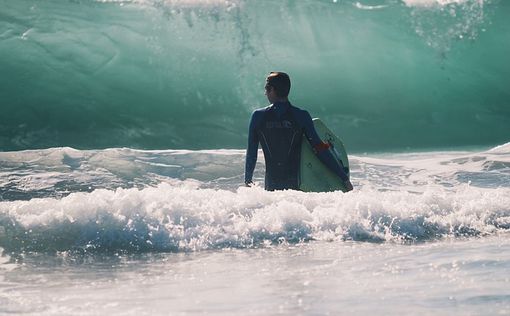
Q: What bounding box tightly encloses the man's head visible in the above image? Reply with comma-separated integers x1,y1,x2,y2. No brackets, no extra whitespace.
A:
265,72,291,103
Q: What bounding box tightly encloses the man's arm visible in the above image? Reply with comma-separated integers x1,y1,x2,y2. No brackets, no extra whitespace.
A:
301,111,353,191
244,111,260,185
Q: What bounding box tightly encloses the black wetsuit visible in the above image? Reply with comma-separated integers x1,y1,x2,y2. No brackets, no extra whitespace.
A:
245,101,348,191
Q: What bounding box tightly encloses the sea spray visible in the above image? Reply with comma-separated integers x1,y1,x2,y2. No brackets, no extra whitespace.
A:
0,182,509,254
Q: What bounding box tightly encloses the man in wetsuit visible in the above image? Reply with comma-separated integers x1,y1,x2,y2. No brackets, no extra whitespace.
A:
244,72,353,192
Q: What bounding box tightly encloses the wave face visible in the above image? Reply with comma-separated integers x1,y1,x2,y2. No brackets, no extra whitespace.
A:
0,143,509,254
0,0,509,151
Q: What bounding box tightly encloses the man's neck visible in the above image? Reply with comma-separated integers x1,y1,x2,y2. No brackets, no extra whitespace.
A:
272,98,289,105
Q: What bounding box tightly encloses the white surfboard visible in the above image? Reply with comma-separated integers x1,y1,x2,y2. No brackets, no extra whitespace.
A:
299,118,350,192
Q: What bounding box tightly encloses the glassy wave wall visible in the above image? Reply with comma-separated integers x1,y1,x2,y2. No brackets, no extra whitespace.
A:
0,0,509,151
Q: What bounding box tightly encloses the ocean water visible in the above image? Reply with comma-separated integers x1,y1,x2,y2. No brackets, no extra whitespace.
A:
1,0,510,315
1,0,509,151
0,144,509,314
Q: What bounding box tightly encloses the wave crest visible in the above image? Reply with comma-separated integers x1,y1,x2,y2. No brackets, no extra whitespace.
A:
1,182,509,254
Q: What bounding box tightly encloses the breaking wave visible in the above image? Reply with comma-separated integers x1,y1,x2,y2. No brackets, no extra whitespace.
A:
0,182,509,254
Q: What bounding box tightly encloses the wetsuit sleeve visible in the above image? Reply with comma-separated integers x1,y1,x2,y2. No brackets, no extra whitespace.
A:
301,111,349,182
244,111,260,183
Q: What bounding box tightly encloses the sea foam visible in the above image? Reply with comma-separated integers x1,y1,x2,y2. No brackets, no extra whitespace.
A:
1,181,509,254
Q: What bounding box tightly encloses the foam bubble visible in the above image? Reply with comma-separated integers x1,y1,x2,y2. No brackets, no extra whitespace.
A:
0,182,509,254
405,0,488,52
94,0,240,8
354,2,388,10
403,0,476,7
487,142,510,154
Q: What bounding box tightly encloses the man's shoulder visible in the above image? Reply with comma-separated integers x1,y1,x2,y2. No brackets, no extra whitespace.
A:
251,106,271,116
289,104,311,119
249,107,270,128
258,105,272,111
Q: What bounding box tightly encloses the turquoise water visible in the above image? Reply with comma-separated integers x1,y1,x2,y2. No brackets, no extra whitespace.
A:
1,1,510,315
1,0,509,151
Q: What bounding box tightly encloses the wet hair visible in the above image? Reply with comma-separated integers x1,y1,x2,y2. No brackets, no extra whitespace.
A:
266,72,291,98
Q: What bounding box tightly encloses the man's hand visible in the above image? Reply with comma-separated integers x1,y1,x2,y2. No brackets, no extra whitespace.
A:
245,180,254,187
344,180,354,192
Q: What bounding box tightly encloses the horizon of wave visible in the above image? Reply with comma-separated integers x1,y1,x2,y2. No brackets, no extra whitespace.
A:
0,141,509,201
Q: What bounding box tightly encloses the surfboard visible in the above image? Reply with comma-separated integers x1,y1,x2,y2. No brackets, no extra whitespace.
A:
299,118,350,192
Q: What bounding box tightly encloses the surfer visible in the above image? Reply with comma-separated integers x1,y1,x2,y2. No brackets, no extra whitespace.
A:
244,72,353,192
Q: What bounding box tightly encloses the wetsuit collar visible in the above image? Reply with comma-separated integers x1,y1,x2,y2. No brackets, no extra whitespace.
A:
270,101,291,118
